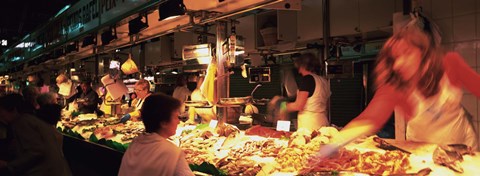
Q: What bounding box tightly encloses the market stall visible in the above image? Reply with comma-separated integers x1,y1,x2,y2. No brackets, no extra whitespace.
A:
57,113,480,176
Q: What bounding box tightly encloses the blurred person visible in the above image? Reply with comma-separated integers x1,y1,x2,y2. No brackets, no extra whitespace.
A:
0,94,71,176
120,79,152,123
21,85,40,114
189,76,215,123
172,75,191,114
36,92,58,108
271,53,331,131
118,93,193,176
77,80,99,114
319,18,480,156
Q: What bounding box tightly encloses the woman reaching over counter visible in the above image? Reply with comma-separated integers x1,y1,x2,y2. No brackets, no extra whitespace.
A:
118,93,193,176
320,15,480,156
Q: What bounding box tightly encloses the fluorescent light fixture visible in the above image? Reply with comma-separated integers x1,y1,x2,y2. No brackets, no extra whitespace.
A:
11,57,23,62
32,45,43,51
15,42,35,48
197,56,212,64
55,5,71,17
235,50,245,55
145,76,155,81
182,43,212,65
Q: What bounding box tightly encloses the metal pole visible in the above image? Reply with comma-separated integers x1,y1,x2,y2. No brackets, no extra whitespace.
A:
216,20,228,123
322,0,331,123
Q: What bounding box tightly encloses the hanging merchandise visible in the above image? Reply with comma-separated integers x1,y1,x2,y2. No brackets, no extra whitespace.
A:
121,54,139,75
101,74,128,100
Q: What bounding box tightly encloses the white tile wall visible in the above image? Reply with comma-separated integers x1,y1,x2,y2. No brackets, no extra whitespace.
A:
420,0,433,17
436,0,480,149
436,18,454,43
477,0,480,12
477,13,480,39
453,0,476,16
453,14,476,42
434,0,480,150
454,42,477,67
477,41,480,66
432,0,452,19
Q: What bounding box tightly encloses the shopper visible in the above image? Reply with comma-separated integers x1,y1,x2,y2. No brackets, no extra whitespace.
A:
0,94,71,176
118,93,193,176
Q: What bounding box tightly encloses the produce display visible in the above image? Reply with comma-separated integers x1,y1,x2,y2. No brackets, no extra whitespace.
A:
58,113,479,176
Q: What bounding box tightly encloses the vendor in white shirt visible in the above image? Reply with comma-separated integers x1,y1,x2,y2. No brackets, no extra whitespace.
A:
120,79,152,123
172,76,191,114
281,53,331,131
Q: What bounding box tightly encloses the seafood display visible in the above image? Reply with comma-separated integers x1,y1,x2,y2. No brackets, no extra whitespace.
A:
301,149,411,175
58,114,480,175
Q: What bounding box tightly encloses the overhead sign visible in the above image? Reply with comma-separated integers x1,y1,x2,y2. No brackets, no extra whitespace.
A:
63,0,153,41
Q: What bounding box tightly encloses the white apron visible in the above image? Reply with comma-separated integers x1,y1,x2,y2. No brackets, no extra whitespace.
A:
405,76,478,148
298,74,331,131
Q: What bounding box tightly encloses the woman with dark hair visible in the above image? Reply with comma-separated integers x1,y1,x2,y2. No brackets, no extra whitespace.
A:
319,19,480,155
275,53,330,131
118,93,193,176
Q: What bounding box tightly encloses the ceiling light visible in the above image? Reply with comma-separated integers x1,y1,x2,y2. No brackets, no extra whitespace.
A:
82,34,96,48
159,0,186,21
101,27,117,45
129,15,149,35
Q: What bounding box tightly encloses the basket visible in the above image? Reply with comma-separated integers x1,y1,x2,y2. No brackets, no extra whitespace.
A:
260,27,278,46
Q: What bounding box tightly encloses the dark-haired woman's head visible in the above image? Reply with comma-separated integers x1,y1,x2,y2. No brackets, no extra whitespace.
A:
140,93,181,137
175,76,187,87
0,93,25,123
375,26,444,97
294,53,321,76
37,104,62,126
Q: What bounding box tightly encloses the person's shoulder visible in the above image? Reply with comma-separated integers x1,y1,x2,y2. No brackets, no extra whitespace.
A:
443,52,464,65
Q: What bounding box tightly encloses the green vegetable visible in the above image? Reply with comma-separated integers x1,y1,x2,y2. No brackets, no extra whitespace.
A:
189,162,227,176
71,111,81,117
195,123,209,130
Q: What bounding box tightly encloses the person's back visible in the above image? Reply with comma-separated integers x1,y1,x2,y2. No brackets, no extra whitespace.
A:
119,133,182,176
0,94,71,176
8,113,71,176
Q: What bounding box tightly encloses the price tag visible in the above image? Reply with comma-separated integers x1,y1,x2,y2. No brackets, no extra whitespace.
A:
276,120,290,132
209,120,218,129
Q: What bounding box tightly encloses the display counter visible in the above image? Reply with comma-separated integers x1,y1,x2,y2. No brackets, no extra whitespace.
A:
58,113,480,176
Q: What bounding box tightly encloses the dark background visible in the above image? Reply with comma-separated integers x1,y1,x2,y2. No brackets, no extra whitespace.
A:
0,0,79,53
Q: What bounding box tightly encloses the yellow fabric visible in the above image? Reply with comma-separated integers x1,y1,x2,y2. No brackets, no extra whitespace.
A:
200,61,217,103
